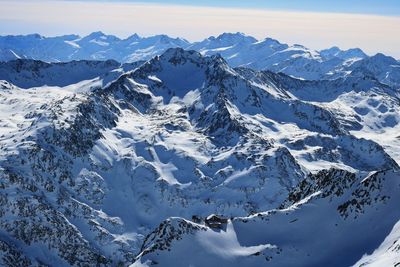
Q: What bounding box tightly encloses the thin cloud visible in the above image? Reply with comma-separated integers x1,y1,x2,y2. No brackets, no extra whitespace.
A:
0,0,399,57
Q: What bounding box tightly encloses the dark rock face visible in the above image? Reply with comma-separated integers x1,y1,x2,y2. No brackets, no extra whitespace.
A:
337,170,392,218
205,214,228,228
138,218,207,259
282,168,357,207
0,240,32,267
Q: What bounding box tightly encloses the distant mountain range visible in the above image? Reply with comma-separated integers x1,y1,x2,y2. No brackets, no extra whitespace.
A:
1,32,400,87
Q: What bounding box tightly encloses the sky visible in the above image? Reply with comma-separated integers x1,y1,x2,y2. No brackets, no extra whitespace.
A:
0,0,399,57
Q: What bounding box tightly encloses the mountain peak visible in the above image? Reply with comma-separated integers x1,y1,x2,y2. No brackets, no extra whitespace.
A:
126,33,141,41
320,46,366,60
320,46,341,55
264,37,280,43
147,34,188,46
22,33,44,40
155,47,229,70
370,52,397,64
345,47,364,54
86,31,106,38
341,47,366,59
159,47,202,62
88,31,106,37
83,31,120,41
217,32,244,38
78,31,121,45
255,37,283,48
214,32,257,43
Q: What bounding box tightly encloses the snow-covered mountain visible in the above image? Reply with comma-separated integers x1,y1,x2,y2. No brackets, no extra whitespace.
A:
0,47,399,266
0,32,189,63
1,32,400,89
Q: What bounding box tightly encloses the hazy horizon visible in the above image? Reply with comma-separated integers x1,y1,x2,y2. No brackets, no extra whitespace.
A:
0,0,399,58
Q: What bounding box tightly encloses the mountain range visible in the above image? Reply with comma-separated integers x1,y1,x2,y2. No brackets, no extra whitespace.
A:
0,34,399,266
1,32,400,88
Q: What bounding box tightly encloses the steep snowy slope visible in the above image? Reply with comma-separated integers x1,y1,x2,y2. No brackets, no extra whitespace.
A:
0,48,399,266
133,169,400,267
353,219,400,267
0,59,145,89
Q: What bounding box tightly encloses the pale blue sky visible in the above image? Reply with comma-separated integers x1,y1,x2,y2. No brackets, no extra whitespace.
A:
59,0,400,16
0,0,399,57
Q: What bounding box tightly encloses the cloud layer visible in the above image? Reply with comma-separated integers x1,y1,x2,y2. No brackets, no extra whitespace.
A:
0,0,399,57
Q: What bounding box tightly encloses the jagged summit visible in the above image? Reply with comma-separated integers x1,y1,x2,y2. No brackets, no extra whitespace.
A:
153,47,229,71
214,32,257,43
126,33,141,41
85,31,107,38
320,46,367,60
158,47,203,62
255,37,283,46
368,52,398,65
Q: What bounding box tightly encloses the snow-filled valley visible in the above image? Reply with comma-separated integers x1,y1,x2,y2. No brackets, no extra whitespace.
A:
0,38,399,266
